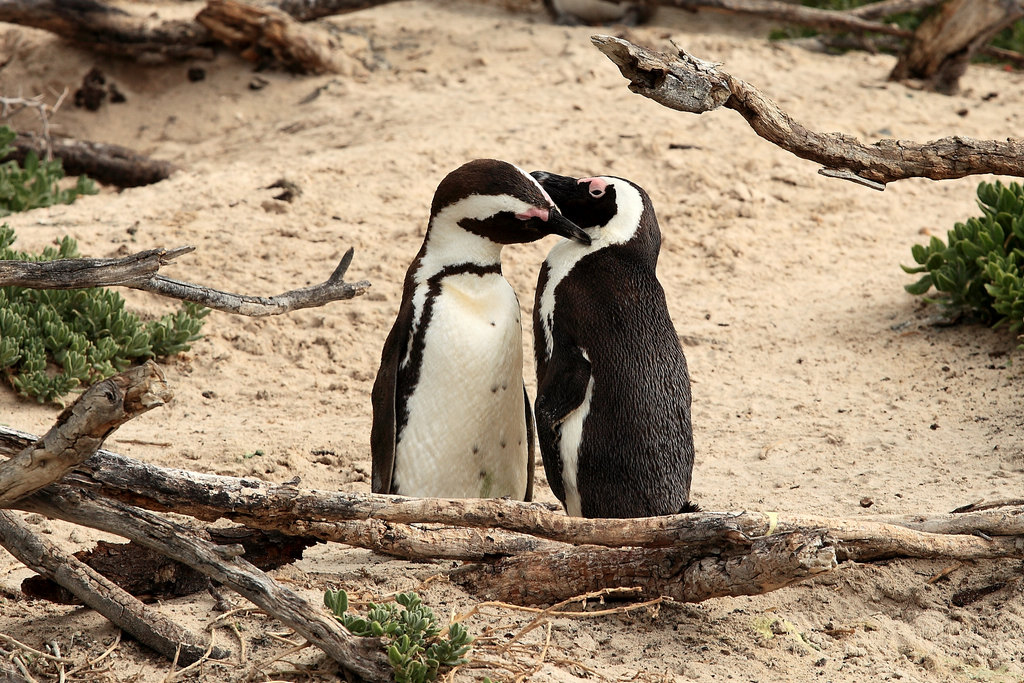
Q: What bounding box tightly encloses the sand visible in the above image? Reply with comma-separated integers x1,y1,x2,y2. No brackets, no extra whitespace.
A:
1,0,1024,680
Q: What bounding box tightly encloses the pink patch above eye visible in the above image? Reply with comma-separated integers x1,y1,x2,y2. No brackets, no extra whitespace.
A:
579,177,608,197
515,206,549,221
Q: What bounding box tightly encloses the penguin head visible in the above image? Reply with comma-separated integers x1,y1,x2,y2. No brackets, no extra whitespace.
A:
530,170,657,252
429,159,591,246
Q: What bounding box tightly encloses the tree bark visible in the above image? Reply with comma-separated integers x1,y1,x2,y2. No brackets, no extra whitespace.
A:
889,0,1024,93
7,134,177,188
0,510,227,665
591,34,1024,189
0,362,171,506
0,0,214,62
0,246,371,316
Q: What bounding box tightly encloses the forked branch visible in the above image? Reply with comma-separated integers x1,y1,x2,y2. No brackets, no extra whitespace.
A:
591,34,1024,189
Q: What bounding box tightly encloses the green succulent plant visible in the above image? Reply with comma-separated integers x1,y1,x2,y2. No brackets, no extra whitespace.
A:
902,180,1024,335
1,225,208,403
0,125,97,216
324,589,472,683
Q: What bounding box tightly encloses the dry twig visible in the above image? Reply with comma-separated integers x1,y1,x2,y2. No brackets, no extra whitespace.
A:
0,246,371,316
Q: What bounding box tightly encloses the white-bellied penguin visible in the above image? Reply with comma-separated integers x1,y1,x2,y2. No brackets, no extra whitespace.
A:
530,170,696,518
371,159,592,501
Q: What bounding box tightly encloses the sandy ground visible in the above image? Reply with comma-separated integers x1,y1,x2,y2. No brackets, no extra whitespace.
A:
2,0,1024,680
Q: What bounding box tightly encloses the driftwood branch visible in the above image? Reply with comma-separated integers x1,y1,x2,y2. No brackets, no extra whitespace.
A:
16,486,390,682
196,0,348,74
657,0,913,36
2,425,1024,605
0,0,215,62
0,427,1019,564
6,134,177,188
452,530,837,605
0,246,371,315
591,34,1024,189
0,362,170,506
0,510,226,665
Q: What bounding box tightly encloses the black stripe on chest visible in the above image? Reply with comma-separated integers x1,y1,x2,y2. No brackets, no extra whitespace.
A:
395,262,504,437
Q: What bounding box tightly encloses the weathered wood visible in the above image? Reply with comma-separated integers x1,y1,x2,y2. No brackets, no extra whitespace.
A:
591,34,1024,189
0,247,371,316
0,0,214,62
2,426,1022,563
196,0,346,74
0,247,191,289
0,510,226,665
849,0,944,20
889,0,1024,93
453,530,837,605
0,362,170,506
21,527,316,603
16,487,390,682
7,134,177,188
272,0,402,21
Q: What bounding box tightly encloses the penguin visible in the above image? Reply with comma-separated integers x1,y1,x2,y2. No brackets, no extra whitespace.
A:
529,170,696,518
542,0,653,26
371,159,592,501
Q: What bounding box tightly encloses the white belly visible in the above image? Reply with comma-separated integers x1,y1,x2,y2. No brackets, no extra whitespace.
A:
559,367,594,517
394,273,529,499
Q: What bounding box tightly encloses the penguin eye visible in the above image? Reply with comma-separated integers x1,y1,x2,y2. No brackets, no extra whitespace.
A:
589,186,605,198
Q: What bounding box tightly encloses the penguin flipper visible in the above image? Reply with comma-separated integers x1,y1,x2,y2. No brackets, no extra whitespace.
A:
534,344,592,506
523,384,536,502
370,296,415,495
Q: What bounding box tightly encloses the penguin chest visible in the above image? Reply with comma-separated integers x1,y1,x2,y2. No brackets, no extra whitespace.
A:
395,273,529,499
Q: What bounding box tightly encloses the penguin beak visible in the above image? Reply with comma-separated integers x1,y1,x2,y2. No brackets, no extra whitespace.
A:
544,208,592,245
530,171,578,201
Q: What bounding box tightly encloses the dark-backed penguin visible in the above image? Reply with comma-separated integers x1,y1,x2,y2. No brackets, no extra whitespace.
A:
542,0,653,26
371,159,591,501
530,170,695,518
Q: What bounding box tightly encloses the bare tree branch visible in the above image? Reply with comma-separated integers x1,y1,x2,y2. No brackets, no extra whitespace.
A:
657,0,911,35
591,34,1024,189
0,510,227,665
0,362,171,506
16,486,391,682
848,0,944,20
0,246,371,316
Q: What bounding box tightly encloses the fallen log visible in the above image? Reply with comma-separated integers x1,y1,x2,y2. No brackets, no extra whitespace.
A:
7,134,176,188
2,426,1022,563
0,0,214,62
271,0,403,21
452,530,837,605
0,510,227,665
591,34,1024,189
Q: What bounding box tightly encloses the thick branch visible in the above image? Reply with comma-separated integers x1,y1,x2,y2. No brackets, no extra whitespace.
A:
0,246,370,316
1,428,1021,564
591,34,1024,189
0,510,225,665
196,0,347,74
453,531,838,605
0,362,170,506
16,486,390,682
7,134,177,188
0,0,214,61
